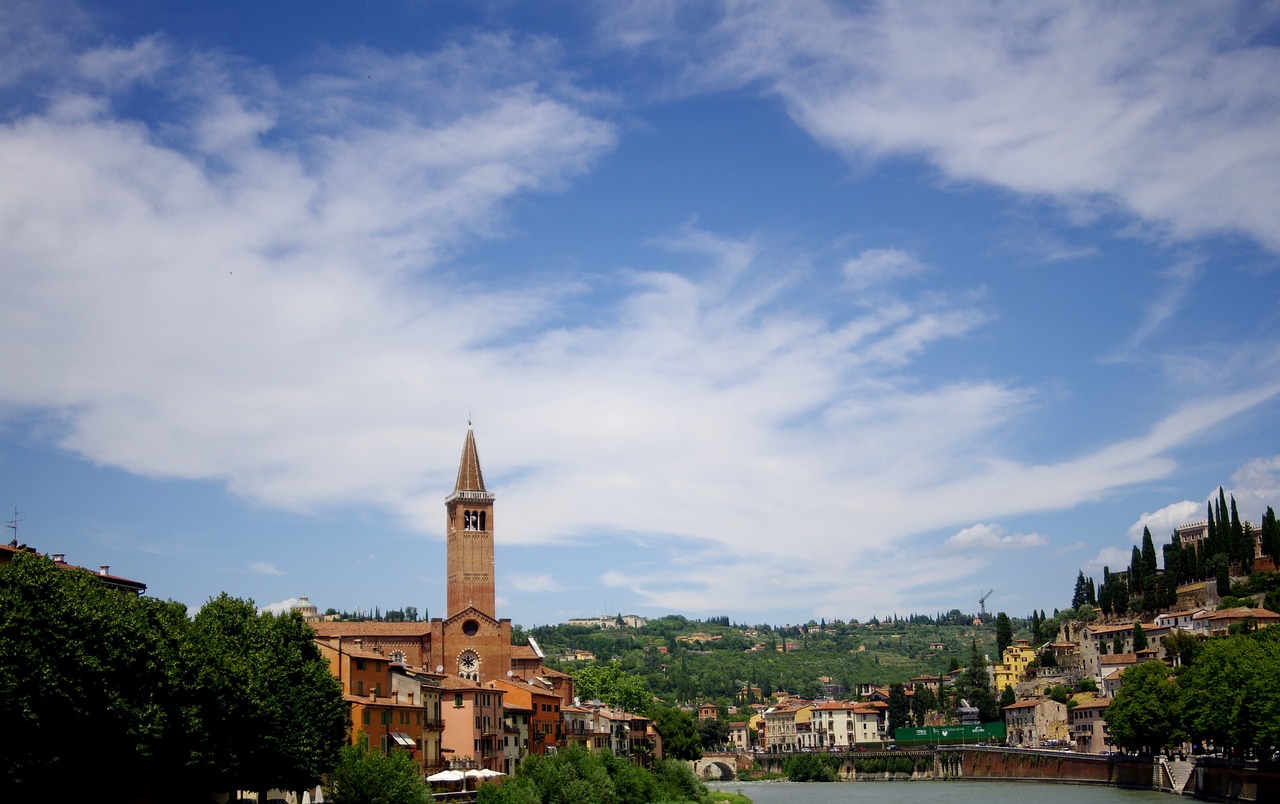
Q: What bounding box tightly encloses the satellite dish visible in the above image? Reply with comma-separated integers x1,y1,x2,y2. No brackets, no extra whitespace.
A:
507,670,514,677
436,665,444,673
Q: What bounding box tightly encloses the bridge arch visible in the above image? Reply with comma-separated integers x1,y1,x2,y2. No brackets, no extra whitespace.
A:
691,758,736,781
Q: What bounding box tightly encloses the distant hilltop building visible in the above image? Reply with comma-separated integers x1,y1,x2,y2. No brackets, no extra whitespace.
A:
291,594,321,621
566,614,648,629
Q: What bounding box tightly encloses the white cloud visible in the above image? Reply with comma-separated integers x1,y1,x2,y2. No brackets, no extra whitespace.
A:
842,248,926,291
611,1,1280,254
1084,545,1133,574
944,523,1049,552
259,597,299,614
1126,500,1203,542
509,573,563,594
1230,456,1280,522
249,561,284,577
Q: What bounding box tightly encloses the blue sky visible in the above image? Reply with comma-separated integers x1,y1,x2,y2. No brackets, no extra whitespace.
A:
2,1,1279,628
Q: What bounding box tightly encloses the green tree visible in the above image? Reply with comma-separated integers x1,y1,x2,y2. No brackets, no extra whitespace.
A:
887,682,910,733
1105,660,1180,755
1141,527,1159,593
572,660,653,713
1132,622,1148,652
1129,547,1144,594
185,595,345,798
651,707,701,761
1261,507,1280,560
995,612,1013,657
784,752,838,782
999,684,1016,709
911,685,938,727
1178,630,1280,757
330,740,430,804
952,641,998,723
697,717,729,751
0,550,194,801
1161,630,1202,668
1072,571,1089,609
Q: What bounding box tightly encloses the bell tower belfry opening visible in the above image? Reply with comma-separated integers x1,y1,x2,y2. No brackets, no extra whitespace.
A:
445,426,496,618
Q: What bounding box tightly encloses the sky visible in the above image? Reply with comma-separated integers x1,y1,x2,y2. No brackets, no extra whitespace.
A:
2,0,1279,628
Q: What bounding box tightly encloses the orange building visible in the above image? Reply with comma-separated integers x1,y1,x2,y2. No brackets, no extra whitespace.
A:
441,676,506,771
316,639,446,773
488,677,563,757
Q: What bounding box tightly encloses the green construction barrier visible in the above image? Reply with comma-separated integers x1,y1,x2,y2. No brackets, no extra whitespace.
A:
894,722,1007,744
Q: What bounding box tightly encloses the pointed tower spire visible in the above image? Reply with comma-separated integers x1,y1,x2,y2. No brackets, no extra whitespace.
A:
454,427,487,493
445,425,496,618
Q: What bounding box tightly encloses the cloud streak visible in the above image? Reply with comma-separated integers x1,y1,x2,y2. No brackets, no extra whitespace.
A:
608,1,1280,254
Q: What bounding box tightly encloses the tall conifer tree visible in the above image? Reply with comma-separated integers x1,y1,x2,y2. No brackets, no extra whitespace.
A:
1141,527,1158,590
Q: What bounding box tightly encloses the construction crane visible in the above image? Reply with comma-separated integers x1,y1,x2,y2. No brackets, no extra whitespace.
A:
978,589,993,621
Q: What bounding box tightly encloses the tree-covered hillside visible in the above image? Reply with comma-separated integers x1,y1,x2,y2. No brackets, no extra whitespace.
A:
523,613,1011,706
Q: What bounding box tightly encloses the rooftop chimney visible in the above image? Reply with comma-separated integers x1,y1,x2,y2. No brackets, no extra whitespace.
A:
99,565,109,576
52,554,65,563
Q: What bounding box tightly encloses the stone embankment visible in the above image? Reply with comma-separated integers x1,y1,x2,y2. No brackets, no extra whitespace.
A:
745,746,1279,800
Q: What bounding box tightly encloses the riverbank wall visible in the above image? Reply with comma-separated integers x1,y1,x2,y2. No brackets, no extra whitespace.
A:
1189,757,1280,802
938,747,1146,786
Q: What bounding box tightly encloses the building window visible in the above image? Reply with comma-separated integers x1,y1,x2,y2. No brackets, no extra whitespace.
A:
455,694,464,708
363,710,370,726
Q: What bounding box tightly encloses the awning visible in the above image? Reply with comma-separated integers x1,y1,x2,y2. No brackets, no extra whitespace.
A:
391,732,416,748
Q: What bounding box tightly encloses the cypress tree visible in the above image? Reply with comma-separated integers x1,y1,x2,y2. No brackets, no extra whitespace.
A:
1132,622,1148,652
1219,487,1230,542
1262,507,1280,560
995,613,1013,657
1229,496,1244,565
1086,577,1096,606
1129,546,1144,593
1114,577,1129,617
1206,502,1219,560
1141,527,1158,591
1072,570,1088,610
1099,567,1113,617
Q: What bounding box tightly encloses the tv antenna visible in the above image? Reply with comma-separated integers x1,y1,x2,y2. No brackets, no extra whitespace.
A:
6,507,21,547
978,589,993,620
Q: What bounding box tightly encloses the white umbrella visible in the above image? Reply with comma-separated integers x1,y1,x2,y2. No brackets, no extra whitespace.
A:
477,769,505,778
427,769,466,783
314,786,325,804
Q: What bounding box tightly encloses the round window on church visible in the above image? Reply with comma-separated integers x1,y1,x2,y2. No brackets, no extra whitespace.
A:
462,619,479,637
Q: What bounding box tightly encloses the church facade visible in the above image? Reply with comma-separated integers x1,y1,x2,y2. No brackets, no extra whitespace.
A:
311,427,551,684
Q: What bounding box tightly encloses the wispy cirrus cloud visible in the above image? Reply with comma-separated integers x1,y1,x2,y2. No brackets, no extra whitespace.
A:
605,1,1280,254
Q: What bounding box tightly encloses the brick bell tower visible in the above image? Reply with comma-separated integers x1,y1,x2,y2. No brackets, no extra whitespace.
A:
445,425,496,618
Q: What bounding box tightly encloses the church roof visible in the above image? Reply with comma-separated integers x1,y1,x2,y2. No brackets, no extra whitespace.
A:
455,427,487,493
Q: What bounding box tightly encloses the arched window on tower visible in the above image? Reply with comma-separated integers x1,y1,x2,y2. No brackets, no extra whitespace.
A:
479,511,486,531
463,510,472,531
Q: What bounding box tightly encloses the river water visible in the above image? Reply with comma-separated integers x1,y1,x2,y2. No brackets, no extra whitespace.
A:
709,780,1171,804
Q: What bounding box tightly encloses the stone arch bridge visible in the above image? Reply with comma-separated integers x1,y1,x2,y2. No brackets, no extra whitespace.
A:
691,753,740,780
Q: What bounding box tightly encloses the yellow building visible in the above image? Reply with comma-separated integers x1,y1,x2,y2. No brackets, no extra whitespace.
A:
993,639,1038,694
